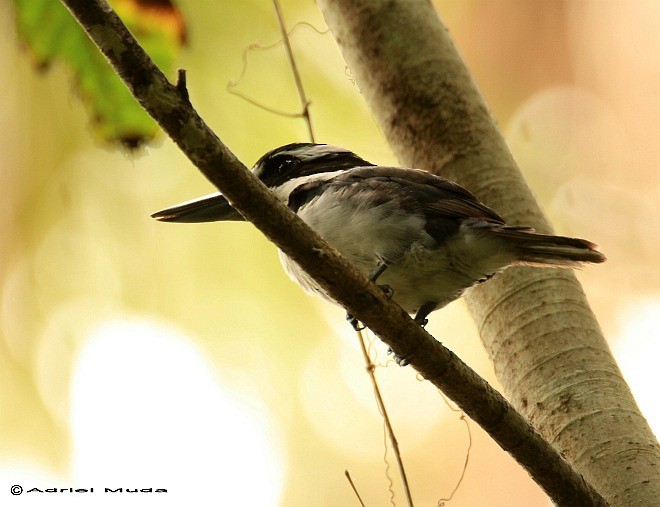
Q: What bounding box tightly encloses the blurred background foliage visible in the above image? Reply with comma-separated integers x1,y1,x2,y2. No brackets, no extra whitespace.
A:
12,0,188,146
1,0,658,505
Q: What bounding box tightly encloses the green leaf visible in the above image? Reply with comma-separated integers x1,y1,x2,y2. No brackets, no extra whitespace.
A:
14,0,186,148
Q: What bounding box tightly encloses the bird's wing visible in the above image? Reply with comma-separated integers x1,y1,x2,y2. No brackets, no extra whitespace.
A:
288,166,509,242
288,165,506,235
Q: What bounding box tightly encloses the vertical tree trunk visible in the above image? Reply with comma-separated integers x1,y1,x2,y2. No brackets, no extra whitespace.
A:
316,0,659,504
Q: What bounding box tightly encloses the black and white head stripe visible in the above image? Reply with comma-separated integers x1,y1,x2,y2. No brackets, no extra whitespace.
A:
252,143,375,189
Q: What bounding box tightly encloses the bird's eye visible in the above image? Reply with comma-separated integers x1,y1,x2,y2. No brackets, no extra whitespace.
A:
255,153,301,186
277,156,298,173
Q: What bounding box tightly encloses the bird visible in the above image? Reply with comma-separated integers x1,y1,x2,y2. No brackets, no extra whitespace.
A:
152,143,605,327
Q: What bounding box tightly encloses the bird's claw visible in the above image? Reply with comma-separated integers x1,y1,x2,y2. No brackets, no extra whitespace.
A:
346,312,365,331
345,285,392,332
387,347,414,366
378,284,394,300
414,317,429,327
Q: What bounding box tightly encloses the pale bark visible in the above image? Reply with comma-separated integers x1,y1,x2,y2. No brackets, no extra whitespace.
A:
316,0,659,505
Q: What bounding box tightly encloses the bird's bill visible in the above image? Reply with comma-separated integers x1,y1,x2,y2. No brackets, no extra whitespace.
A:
151,192,245,223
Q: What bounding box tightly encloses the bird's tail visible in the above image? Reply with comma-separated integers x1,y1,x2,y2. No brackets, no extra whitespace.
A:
492,227,606,268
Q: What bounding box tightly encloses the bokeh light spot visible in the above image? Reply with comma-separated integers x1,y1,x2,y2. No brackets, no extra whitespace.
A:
70,317,285,506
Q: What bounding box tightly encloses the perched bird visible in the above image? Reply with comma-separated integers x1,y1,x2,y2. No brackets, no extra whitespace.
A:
152,143,605,326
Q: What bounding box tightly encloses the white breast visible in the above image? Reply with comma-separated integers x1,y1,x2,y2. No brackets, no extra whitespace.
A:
277,186,434,311
299,190,428,268
278,198,517,316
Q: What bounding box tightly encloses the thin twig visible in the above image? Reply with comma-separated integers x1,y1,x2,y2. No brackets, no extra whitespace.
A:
380,422,397,506
357,329,414,507
226,88,306,118
272,0,315,142
345,469,367,507
435,390,473,505
226,39,304,117
226,21,326,135
436,414,472,506
227,23,327,86
269,10,405,505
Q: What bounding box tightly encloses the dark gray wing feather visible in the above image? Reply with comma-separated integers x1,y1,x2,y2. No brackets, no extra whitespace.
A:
288,166,505,240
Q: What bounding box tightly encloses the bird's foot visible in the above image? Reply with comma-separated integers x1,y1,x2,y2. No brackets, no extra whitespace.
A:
412,301,436,327
387,347,415,367
413,316,429,327
346,312,365,331
345,285,393,332
378,284,394,300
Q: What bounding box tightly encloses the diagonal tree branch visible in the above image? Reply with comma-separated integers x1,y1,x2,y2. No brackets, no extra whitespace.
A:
59,0,609,505
316,0,659,506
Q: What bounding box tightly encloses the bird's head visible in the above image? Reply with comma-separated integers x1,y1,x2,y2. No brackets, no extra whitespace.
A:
151,143,373,223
